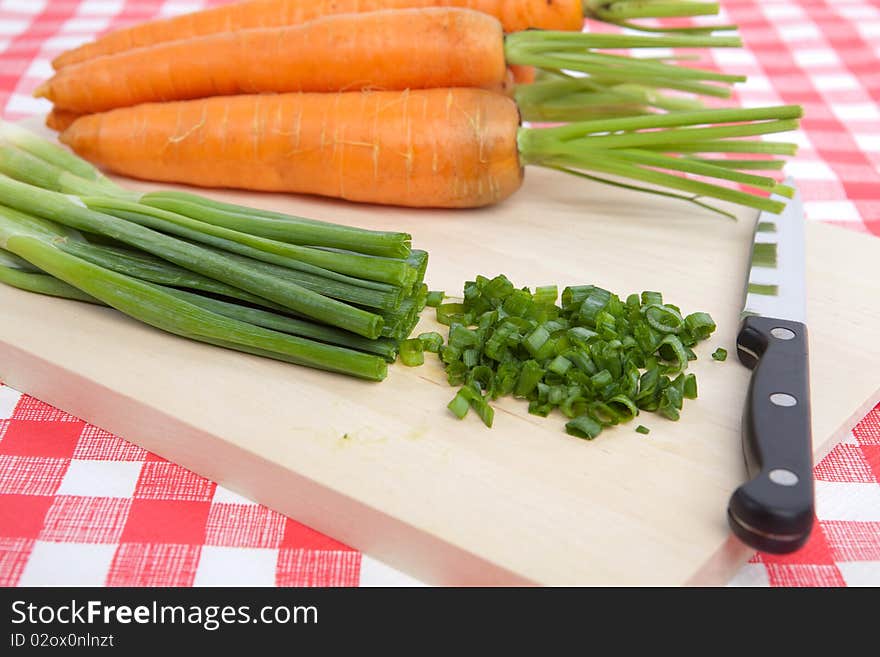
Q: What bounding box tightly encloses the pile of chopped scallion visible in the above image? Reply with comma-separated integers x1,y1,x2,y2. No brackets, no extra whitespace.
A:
402,275,719,439
0,122,428,381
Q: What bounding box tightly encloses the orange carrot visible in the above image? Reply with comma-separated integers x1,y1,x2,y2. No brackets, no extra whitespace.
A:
38,9,507,114
60,89,524,208
45,108,81,132
53,0,585,69
59,90,802,215
510,65,536,85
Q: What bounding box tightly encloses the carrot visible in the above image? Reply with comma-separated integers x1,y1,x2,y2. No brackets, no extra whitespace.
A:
52,0,585,70
510,65,536,86
38,8,741,115
59,88,802,216
60,90,524,208
38,9,506,114
45,108,80,132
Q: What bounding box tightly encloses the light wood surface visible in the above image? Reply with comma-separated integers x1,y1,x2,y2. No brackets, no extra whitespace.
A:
2,161,879,585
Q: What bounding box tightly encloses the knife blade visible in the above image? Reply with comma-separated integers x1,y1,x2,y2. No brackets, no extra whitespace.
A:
727,178,814,554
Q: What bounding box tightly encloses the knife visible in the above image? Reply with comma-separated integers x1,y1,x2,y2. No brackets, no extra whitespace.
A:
727,178,814,554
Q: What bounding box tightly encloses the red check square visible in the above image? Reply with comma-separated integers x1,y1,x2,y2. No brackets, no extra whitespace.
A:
39,495,132,544
863,445,880,483
814,444,878,483
133,461,215,501
281,517,354,552
72,424,148,462
0,456,69,496
0,494,53,539
823,520,880,562
765,564,846,587
205,503,287,549
120,499,211,545
275,548,361,587
107,543,201,587
756,516,835,565
11,395,82,422
853,407,880,445
0,537,34,586
0,420,84,458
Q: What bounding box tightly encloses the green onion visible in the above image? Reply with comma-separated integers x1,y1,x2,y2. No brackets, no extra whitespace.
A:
418,332,444,353
447,390,470,419
399,339,424,367
139,191,411,259
412,274,717,440
635,425,651,435
0,213,387,381
712,347,728,361
426,290,445,307
83,197,411,287
643,304,684,334
565,415,604,440
0,176,384,339
0,126,431,383
162,288,399,362
0,262,99,304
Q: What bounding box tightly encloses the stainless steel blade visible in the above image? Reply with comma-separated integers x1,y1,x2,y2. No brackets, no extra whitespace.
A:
741,177,806,323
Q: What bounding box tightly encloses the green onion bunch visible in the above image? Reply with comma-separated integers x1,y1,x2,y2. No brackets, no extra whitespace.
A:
403,274,719,439
0,122,428,381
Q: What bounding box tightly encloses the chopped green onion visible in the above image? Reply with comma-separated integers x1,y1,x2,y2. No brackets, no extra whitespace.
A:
712,347,728,361
399,339,424,367
447,390,470,419
565,415,604,440
436,303,466,326
426,290,445,307
642,304,685,334
635,425,651,435
532,285,558,306
418,332,444,353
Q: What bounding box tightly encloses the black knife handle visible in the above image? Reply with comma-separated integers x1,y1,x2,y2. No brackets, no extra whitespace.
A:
728,315,814,554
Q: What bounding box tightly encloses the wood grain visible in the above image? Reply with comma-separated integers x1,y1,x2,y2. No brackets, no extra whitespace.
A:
1,161,878,585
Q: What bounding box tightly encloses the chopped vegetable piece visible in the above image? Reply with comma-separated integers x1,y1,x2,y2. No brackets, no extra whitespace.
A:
418,331,444,353
426,290,445,307
683,373,698,399
643,304,684,334
635,425,651,435
447,390,470,419
566,415,603,440
436,302,466,326
712,347,728,361
532,285,558,306
399,338,424,367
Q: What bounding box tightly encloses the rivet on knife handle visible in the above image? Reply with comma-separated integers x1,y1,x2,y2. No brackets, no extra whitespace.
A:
728,315,814,553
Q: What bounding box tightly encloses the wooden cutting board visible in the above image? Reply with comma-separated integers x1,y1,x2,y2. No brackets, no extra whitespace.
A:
2,163,879,585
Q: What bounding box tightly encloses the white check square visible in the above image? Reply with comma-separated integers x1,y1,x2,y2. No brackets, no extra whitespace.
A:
838,561,880,587
815,481,880,522
55,459,143,499
0,385,21,420
17,541,116,586
792,49,840,68
830,102,880,121
359,555,426,587
193,546,278,586
727,563,770,587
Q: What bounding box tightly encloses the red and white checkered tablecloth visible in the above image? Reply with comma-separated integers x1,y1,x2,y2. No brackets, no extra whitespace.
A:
0,0,878,587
